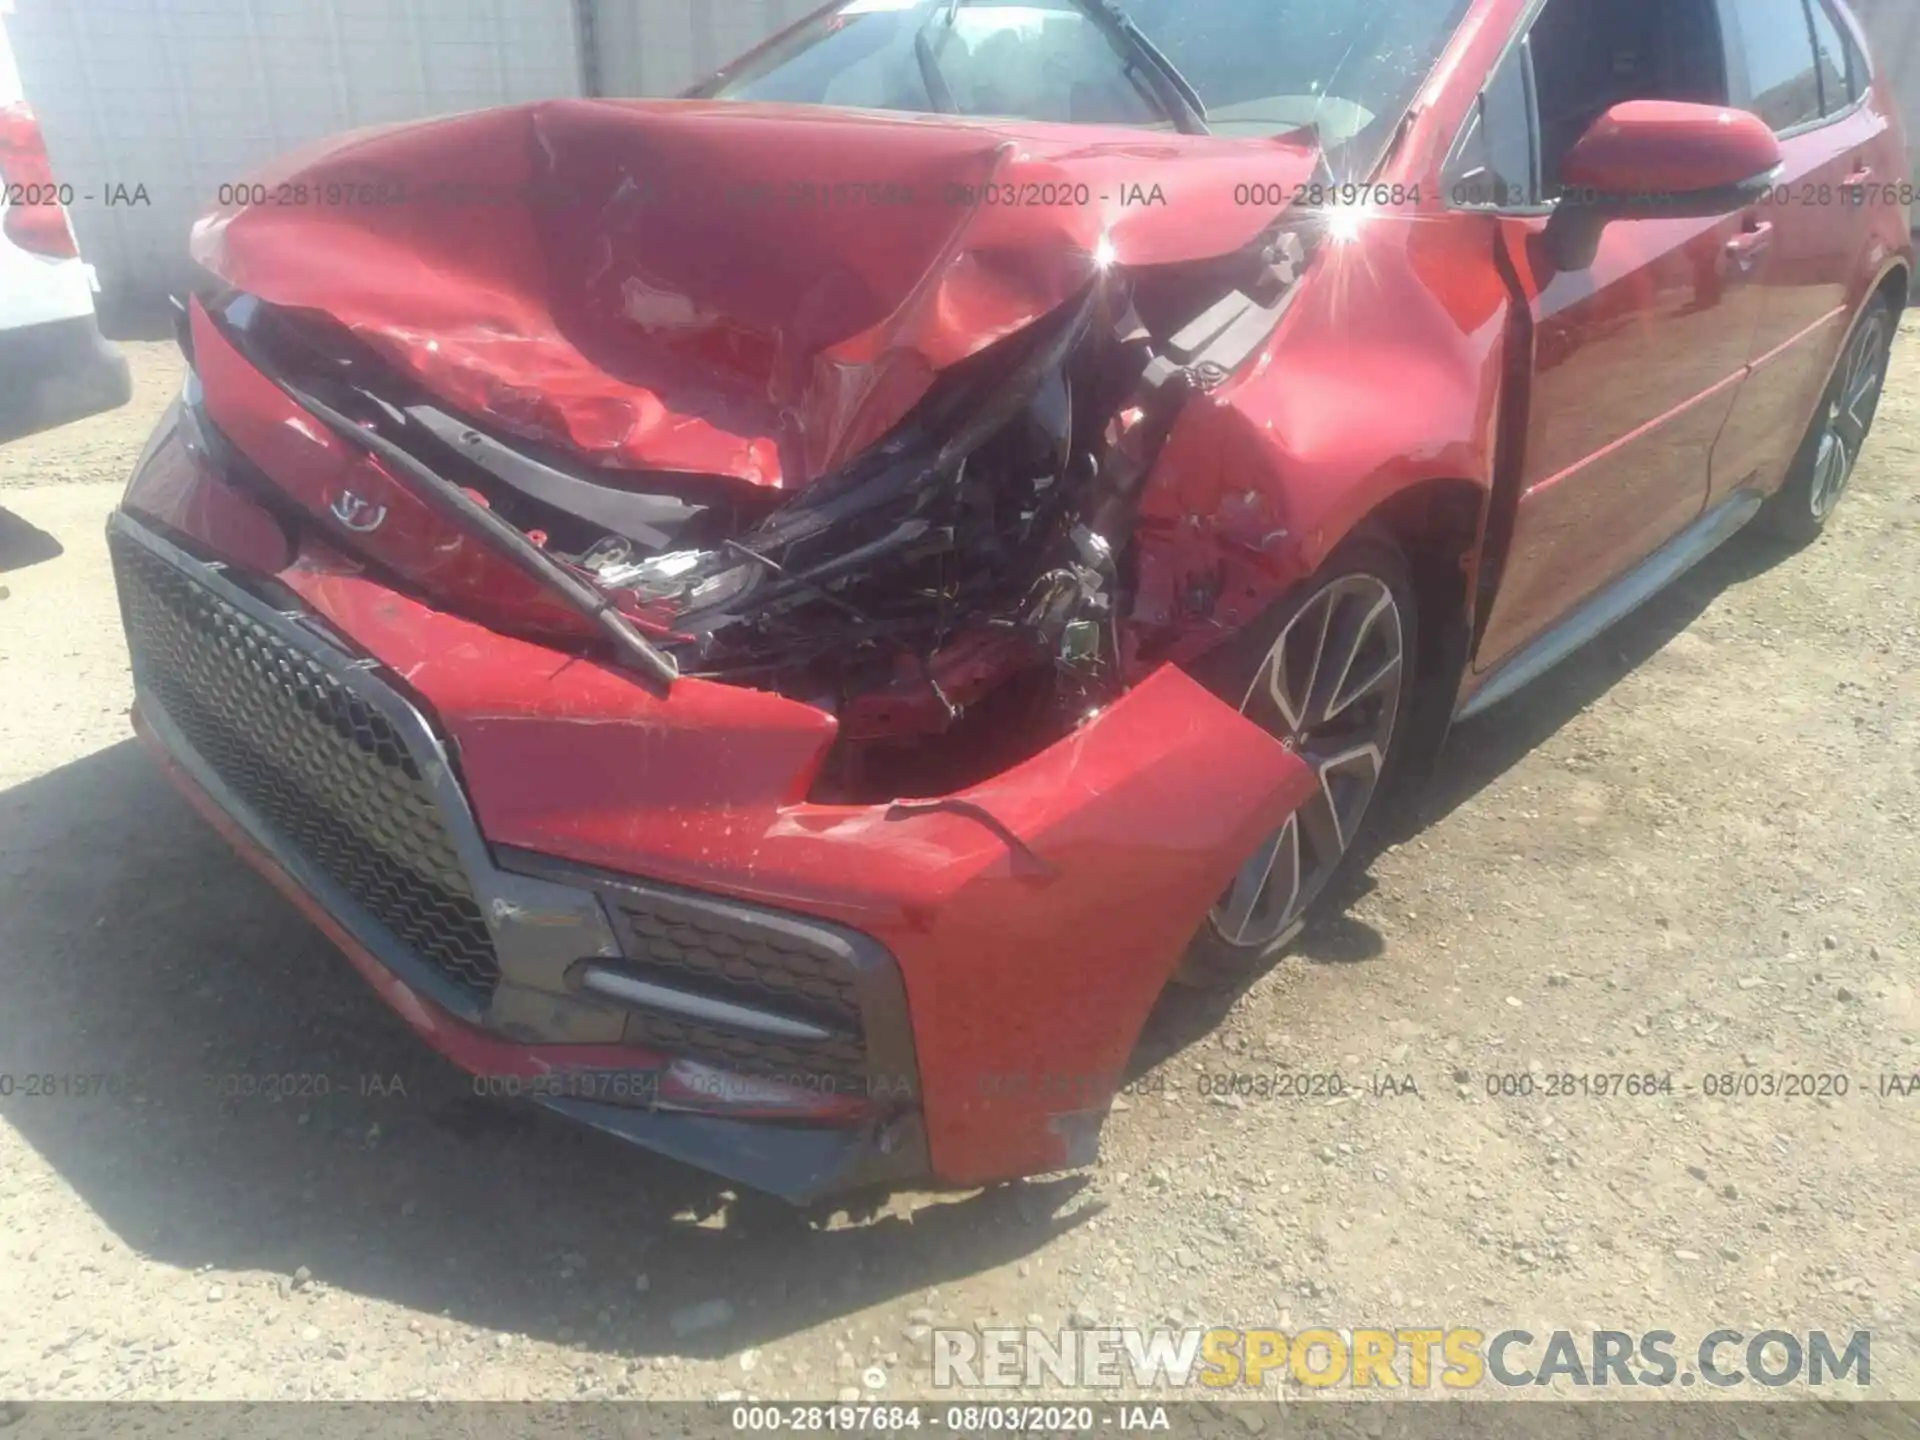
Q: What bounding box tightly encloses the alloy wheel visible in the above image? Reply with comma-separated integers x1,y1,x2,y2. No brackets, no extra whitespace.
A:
1209,573,1406,950
1810,309,1891,521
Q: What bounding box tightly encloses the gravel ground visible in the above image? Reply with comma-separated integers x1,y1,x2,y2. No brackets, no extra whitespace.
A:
0,331,1915,1405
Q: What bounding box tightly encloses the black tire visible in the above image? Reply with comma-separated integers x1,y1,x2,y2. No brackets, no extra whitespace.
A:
1172,531,1419,990
1756,292,1896,548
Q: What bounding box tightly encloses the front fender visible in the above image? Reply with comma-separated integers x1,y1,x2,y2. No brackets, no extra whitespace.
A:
1128,208,1512,674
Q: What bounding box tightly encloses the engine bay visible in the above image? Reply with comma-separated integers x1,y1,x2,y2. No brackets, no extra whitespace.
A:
196,222,1311,804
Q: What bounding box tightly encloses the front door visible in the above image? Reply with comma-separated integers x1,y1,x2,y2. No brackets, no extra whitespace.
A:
1472,0,1764,672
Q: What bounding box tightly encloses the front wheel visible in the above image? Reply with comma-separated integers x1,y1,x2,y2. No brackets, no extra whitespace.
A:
1173,534,1417,989
1757,292,1896,547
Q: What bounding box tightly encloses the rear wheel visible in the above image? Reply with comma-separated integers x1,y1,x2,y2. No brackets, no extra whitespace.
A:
1757,293,1895,547
1173,534,1416,989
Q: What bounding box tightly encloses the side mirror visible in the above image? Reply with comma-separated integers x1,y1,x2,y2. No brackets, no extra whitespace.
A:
1544,101,1783,269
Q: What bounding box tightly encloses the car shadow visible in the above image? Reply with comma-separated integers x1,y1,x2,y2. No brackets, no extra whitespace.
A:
1418,524,1788,826
0,505,65,573
96,295,181,345
0,740,1088,1364
1130,525,1789,1053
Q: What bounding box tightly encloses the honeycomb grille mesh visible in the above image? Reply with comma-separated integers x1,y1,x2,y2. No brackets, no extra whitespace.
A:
610,901,868,1086
112,531,501,1001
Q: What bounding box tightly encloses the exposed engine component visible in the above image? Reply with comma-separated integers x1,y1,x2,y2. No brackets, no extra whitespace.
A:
202,221,1314,799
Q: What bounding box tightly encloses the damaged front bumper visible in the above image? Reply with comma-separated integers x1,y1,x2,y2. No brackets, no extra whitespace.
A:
113,511,930,1200
112,484,1315,1197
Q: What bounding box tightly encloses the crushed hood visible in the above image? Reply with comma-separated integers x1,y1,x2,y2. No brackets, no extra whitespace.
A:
192,99,1320,488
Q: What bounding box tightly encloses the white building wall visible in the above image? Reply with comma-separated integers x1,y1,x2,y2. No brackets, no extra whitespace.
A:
2,0,586,301
1851,0,1920,188
587,0,817,99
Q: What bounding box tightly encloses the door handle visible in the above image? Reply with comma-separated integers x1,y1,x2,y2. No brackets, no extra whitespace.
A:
1845,164,1875,186
1725,221,1775,265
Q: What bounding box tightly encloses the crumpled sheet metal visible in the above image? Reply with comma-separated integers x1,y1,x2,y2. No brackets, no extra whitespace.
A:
191,99,1318,488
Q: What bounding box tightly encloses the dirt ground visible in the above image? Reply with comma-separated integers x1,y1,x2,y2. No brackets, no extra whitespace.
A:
0,331,1915,1407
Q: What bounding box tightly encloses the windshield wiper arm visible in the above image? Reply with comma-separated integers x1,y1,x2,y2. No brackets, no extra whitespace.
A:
913,0,962,113
914,32,957,113
1075,0,1207,132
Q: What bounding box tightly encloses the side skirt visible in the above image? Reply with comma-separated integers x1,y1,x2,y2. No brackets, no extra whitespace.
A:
1455,489,1764,722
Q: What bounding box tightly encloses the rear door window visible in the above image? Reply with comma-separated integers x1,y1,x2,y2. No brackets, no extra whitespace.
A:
1728,0,1823,132
1805,0,1856,111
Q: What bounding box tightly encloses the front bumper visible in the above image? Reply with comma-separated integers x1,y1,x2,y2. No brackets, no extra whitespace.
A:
115,451,1315,1193
112,511,928,1202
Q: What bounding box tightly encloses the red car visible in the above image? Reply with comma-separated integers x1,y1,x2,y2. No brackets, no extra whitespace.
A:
114,0,1909,1201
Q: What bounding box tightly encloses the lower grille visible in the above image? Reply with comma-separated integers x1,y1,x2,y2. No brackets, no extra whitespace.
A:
622,1011,868,1089
604,889,873,1089
111,528,502,1001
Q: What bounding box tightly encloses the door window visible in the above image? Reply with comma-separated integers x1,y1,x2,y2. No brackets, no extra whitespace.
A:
1525,0,1729,189
1729,0,1823,132
1446,0,1731,210
1805,0,1856,112
1445,40,1538,208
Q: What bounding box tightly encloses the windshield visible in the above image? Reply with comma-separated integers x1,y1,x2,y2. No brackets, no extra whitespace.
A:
696,0,1475,171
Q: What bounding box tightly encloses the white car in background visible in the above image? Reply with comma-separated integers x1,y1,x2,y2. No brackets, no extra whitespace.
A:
0,9,129,445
